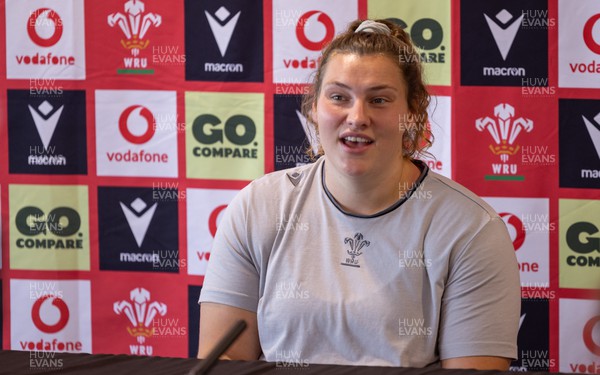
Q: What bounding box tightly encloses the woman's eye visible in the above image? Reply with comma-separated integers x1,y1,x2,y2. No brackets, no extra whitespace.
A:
330,94,344,101
372,98,388,104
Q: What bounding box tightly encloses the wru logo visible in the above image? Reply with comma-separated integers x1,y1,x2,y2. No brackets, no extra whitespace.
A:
114,288,167,346
108,0,161,56
341,233,370,268
477,103,533,162
476,103,533,177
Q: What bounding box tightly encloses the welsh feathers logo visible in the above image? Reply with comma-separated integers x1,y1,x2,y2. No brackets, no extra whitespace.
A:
340,233,370,268
108,0,162,73
476,103,533,180
114,287,167,355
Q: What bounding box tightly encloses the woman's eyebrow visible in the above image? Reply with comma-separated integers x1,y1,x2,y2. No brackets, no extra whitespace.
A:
323,81,399,92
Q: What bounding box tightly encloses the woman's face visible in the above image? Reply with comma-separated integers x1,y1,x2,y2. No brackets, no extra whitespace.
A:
314,52,410,178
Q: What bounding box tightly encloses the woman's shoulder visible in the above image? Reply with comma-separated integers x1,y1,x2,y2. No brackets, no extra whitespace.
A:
243,158,323,196
422,168,499,221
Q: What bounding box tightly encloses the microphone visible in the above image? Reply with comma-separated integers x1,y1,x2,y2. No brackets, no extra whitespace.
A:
188,319,247,375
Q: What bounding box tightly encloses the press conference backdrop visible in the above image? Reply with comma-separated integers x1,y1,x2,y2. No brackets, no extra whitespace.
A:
0,0,599,373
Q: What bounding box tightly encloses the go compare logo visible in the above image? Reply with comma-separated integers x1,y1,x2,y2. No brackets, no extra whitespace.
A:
15,206,82,249
560,199,600,289
191,114,258,159
565,221,600,267
391,17,446,63
9,184,90,271
185,92,264,180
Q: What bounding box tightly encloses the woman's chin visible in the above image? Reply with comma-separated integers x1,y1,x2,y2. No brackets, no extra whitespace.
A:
338,161,372,178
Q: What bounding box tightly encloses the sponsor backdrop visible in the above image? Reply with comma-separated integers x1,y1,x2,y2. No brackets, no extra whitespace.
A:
0,0,598,372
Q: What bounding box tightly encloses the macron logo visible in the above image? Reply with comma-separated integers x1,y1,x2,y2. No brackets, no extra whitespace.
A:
295,110,319,156
28,100,64,150
120,197,158,247
484,9,524,61
205,6,241,57
582,112,600,160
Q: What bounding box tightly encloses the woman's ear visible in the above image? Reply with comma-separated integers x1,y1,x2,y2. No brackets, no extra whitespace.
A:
311,102,317,125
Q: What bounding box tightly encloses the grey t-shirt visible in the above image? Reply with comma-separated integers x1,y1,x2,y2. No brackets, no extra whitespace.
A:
199,157,520,367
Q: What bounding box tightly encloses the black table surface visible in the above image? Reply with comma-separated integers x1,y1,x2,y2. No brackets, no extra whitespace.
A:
0,350,552,375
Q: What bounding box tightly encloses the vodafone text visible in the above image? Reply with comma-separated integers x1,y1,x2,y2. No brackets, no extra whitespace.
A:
106,150,168,163
16,53,74,66
569,61,600,74
569,362,600,374
20,339,82,352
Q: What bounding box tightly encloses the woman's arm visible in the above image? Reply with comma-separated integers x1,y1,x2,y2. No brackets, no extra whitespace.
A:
442,356,511,370
438,217,521,366
198,302,261,360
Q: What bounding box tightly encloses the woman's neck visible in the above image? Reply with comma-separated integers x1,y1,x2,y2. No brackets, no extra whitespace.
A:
324,158,421,216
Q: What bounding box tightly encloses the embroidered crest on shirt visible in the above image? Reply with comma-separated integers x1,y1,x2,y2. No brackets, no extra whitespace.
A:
340,233,370,268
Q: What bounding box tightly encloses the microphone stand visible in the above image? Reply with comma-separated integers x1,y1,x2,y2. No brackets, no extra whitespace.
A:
187,320,247,375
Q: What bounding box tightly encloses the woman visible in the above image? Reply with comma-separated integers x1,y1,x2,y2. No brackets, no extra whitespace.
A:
198,19,520,369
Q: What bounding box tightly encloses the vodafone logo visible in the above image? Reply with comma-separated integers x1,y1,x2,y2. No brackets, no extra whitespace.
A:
119,105,156,144
187,189,240,275
99,91,176,172
208,204,228,237
500,212,526,251
583,315,600,355
31,295,70,334
583,14,600,55
28,8,63,47
296,11,334,51
198,204,228,263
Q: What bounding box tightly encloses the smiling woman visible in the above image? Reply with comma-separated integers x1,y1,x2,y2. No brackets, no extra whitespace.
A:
198,19,520,370
311,53,419,215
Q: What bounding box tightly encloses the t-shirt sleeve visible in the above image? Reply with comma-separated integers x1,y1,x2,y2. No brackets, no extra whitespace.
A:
198,187,261,312
438,216,521,360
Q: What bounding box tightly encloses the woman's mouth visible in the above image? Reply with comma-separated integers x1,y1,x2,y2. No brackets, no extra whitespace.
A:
341,136,374,148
